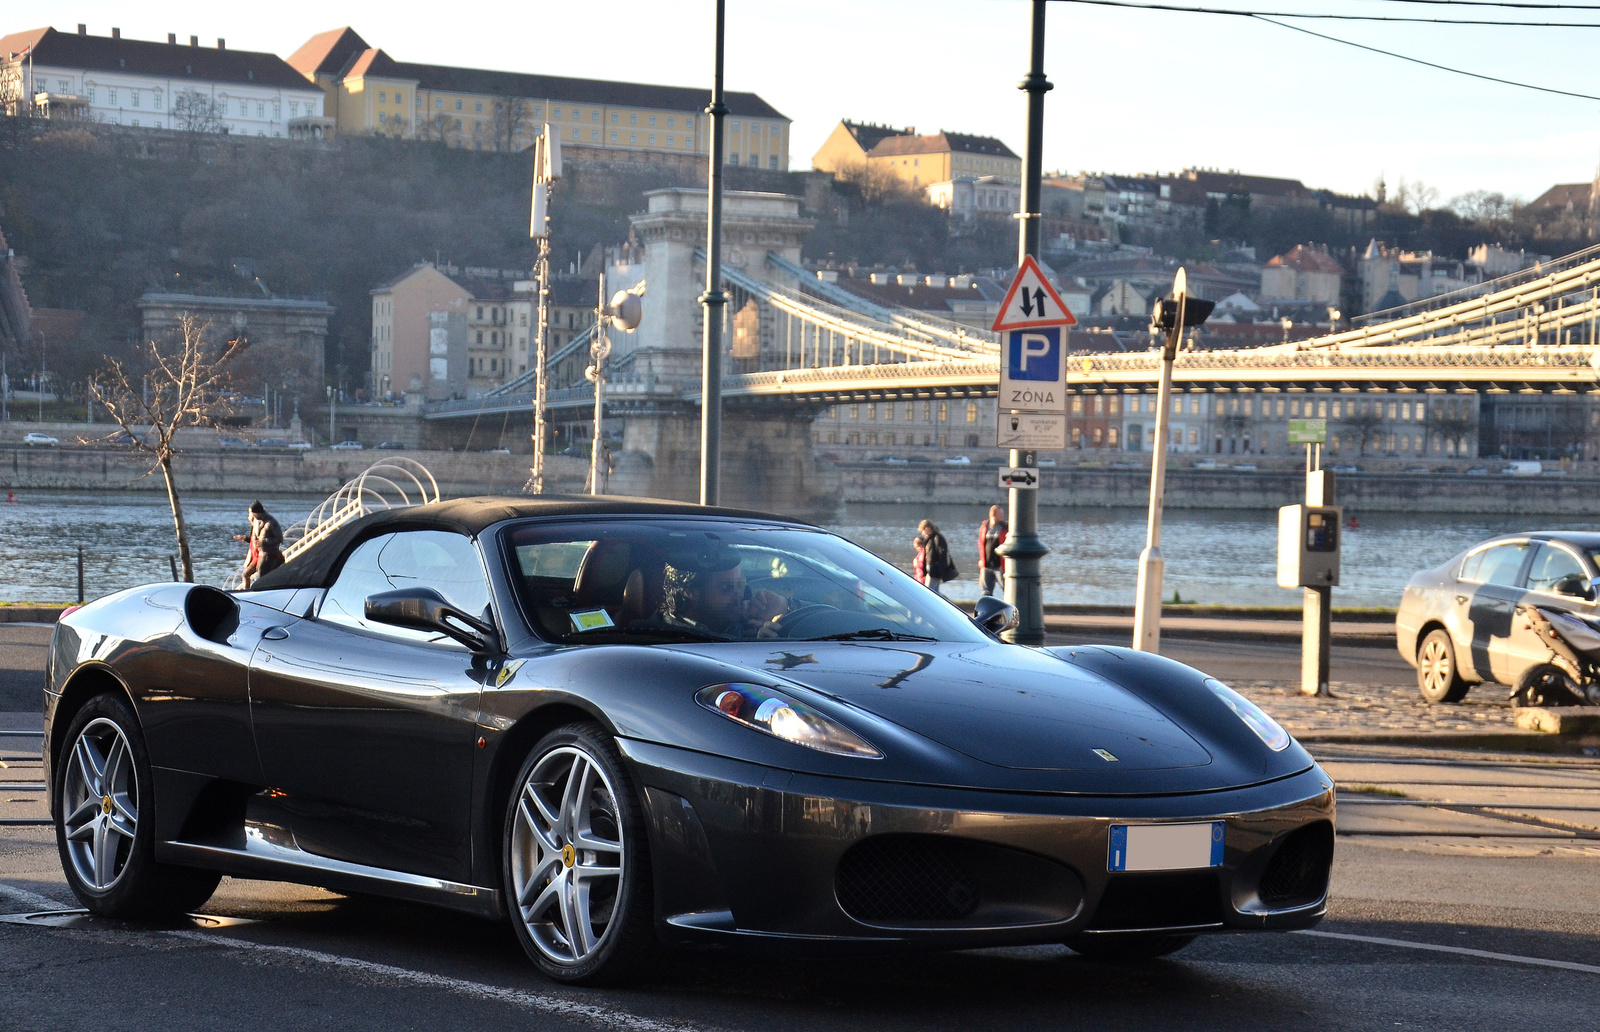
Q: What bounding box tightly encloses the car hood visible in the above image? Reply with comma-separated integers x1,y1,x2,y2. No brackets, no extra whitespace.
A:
664,640,1213,772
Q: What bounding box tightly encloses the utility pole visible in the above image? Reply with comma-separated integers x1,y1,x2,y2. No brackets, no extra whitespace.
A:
587,271,610,496
528,124,560,494
699,0,729,506
997,0,1053,646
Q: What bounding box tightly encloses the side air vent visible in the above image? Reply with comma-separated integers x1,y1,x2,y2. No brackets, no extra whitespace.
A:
1258,821,1334,908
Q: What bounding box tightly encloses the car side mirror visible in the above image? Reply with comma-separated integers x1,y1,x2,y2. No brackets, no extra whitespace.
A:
972,595,1019,635
365,588,500,653
1552,575,1594,600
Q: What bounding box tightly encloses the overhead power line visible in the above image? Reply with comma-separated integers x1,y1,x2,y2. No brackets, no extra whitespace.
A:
1375,0,1600,10
1052,0,1600,102
1054,0,1600,27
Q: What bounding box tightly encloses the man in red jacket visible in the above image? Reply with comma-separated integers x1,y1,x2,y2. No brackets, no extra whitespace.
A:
978,505,1008,598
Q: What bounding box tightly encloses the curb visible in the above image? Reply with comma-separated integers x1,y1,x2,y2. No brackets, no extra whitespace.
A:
0,607,67,624
1297,730,1600,754
1043,620,1394,648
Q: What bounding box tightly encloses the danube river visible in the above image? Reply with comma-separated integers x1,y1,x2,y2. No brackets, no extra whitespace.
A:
2,490,1589,608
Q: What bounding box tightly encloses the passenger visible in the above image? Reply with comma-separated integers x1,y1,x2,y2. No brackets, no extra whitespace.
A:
651,548,786,638
978,505,1008,598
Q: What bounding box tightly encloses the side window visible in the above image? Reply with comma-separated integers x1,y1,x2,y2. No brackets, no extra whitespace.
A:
1526,544,1587,595
1466,543,1530,587
320,531,491,645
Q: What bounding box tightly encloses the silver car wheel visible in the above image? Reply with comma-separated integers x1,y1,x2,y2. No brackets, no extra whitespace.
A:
510,745,626,965
61,717,139,892
1419,636,1452,694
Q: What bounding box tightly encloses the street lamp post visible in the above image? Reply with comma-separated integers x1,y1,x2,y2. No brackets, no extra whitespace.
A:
699,0,729,506
587,271,610,495
998,0,1053,646
528,125,561,494
1133,270,1214,653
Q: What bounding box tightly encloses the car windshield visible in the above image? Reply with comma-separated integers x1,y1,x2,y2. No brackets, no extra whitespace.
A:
501,518,989,645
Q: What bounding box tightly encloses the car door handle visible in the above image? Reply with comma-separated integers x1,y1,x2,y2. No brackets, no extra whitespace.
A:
1454,595,1468,605
262,626,290,641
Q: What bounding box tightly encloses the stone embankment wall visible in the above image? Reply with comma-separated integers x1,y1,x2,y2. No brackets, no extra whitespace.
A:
839,464,1600,514
0,445,590,497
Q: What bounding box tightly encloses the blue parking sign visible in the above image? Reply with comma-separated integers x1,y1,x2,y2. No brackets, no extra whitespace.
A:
1007,327,1061,382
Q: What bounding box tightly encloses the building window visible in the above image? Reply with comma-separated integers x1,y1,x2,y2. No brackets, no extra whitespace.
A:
87,86,96,102
629,113,637,125
532,105,540,117
938,401,948,422
769,156,779,169
154,121,161,129
648,134,655,145
610,112,618,123
131,91,140,107
629,133,637,144
290,101,299,117
591,129,599,141
108,88,117,104
379,91,387,102
730,120,740,131
667,116,675,127
379,112,386,124
455,99,463,110
965,402,978,423
684,116,693,130
395,92,403,105
648,114,656,126
849,405,859,420
572,128,580,140
455,118,463,130
1109,427,1120,448
435,97,443,109
591,110,599,121
475,100,483,112
553,107,562,118
610,131,618,142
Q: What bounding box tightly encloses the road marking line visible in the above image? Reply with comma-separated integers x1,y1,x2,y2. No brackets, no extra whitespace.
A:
1296,929,1600,975
0,880,69,911
0,882,714,1032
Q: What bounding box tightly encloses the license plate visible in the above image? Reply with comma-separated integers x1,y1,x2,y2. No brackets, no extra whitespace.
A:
1108,822,1225,872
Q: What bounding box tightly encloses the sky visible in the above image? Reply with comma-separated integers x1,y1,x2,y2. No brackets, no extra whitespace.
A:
19,0,1600,202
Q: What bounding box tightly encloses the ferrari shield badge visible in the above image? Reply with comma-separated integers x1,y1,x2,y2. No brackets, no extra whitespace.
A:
495,659,527,689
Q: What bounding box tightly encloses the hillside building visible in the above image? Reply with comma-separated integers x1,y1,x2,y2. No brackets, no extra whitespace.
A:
289,27,789,166
811,119,1020,187
1,25,327,137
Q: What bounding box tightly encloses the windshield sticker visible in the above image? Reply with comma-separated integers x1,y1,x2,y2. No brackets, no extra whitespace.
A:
569,609,616,633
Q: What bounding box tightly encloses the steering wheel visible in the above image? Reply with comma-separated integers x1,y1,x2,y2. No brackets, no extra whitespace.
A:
769,604,836,639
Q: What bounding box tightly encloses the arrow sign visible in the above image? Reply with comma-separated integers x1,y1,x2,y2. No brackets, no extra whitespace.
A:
992,255,1078,332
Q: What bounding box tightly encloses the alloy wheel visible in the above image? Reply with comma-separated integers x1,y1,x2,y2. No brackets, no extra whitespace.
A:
1419,636,1453,695
510,745,626,965
61,717,139,892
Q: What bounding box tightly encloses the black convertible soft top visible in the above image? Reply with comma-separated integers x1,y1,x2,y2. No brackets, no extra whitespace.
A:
250,494,804,591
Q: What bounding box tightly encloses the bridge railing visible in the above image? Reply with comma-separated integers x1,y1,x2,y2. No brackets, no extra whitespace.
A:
1353,241,1600,326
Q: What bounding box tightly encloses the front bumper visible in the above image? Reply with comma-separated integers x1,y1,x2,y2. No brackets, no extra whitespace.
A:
622,739,1335,952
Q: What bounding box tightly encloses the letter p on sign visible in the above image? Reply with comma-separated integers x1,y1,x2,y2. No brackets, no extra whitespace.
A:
1008,328,1060,382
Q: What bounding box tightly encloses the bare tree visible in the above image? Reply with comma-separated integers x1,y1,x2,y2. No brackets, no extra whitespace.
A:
90,315,242,582
1340,410,1385,457
172,90,227,134
415,111,454,144
491,96,531,152
1450,190,1517,224
832,159,921,208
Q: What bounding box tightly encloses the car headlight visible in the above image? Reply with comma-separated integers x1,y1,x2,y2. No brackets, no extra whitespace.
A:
1205,678,1291,751
696,683,882,758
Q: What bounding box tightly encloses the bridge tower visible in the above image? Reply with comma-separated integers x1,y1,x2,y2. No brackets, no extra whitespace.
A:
608,188,839,515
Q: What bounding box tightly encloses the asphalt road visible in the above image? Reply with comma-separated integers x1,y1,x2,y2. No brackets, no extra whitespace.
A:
0,624,50,712
1044,630,1417,688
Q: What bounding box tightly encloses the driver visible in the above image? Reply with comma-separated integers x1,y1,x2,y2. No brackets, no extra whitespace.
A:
653,548,787,638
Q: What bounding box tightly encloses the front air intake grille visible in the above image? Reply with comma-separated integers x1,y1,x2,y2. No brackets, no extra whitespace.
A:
1089,870,1222,931
836,835,981,923
1258,821,1334,908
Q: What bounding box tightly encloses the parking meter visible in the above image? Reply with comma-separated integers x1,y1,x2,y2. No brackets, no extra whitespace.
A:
1277,504,1341,588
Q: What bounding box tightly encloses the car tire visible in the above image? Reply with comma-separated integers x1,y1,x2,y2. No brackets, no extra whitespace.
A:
1065,932,1198,961
1511,663,1582,708
1416,629,1469,704
54,693,222,918
503,722,656,986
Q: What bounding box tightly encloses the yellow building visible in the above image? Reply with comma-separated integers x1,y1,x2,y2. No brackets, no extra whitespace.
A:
812,119,1020,187
289,28,790,167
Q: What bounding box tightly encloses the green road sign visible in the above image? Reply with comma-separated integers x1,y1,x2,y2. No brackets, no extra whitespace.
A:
1287,418,1328,444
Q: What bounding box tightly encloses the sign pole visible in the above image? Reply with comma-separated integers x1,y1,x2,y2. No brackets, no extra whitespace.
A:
1000,0,1054,646
1132,269,1186,652
699,0,728,506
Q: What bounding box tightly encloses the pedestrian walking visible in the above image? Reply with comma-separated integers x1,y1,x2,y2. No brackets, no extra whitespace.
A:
915,519,956,595
235,500,285,588
978,504,1008,598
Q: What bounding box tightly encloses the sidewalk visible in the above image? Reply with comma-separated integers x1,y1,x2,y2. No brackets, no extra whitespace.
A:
1234,679,1598,752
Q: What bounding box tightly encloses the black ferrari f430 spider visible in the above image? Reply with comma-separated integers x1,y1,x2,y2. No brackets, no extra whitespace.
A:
44,497,1334,983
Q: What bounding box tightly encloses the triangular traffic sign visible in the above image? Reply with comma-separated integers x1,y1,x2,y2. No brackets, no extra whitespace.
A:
992,255,1077,332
